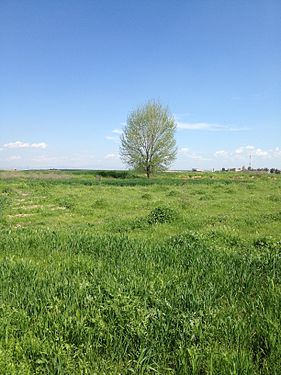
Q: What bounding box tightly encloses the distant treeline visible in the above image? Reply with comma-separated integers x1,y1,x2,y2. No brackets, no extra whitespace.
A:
222,167,281,174
56,169,137,178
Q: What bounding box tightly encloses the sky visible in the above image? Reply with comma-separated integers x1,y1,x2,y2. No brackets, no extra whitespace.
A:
1,0,280,170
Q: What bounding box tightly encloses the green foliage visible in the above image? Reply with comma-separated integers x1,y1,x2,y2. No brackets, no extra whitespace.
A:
94,170,135,179
120,100,177,178
253,236,281,250
147,206,177,224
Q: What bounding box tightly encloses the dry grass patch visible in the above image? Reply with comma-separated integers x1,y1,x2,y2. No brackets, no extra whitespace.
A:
7,213,34,218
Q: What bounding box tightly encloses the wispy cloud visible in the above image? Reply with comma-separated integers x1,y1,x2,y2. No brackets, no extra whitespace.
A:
3,141,47,149
214,150,230,158
105,129,123,143
105,153,119,160
177,122,249,132
180,147,211,161
30,142,47,149
105,136,119,142
112,129,123,134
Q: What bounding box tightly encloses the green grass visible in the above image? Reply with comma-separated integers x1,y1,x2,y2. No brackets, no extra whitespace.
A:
0,170,281,373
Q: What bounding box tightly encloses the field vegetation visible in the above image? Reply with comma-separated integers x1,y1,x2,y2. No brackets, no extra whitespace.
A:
0,169,280,374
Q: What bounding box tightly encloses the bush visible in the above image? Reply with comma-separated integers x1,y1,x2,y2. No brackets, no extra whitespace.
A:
94,170,137,179
147,206,177,224
253,236,281,250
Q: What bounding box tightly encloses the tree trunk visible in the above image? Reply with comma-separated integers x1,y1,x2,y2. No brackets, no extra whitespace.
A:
146,166,151,178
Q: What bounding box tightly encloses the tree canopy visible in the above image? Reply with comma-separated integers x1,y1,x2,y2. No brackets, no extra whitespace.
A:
120,101,177,178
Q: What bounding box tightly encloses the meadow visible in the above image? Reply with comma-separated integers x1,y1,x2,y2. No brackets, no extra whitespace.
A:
0,169,280,374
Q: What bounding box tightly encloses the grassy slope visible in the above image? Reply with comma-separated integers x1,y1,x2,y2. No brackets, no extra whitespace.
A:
0,170,280,374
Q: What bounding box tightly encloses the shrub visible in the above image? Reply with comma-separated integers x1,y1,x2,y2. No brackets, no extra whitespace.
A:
94,170,136,179
147,206,177,224
253,236,281,250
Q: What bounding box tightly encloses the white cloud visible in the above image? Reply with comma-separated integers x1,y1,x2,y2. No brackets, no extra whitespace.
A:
215,146,278,161
3,141,47,149
4,141,29,148
177,122,214,130
255,148,268,157
177,122,249,132
180,147,211,161
31,142,47,149
112,129,123,134
214,150,229,157
105,153,119,160
105,129,123,143
273,147,281,157
235,147,244,154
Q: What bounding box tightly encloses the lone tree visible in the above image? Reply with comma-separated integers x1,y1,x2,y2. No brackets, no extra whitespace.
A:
120,101,177,178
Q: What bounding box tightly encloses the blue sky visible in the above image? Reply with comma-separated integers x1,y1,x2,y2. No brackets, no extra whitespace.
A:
1,0,280,170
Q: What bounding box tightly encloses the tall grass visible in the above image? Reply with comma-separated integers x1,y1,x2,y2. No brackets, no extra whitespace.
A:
0,227,280,374
0,170,281,373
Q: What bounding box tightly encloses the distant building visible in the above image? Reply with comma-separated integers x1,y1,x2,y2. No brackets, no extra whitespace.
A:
192,168,203,172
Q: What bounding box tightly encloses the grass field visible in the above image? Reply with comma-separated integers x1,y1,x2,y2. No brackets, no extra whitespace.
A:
0,170,281,374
